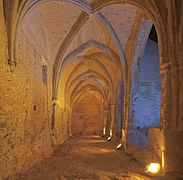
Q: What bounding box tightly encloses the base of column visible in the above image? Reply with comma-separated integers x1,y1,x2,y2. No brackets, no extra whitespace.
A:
164,130,183,174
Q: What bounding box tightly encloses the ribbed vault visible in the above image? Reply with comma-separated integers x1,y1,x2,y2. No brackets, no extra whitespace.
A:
56,46,122,135
12,0,167,143
10,0,170,144
1,0,183,178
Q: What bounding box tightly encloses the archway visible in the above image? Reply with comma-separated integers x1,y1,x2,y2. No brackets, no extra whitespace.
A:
53,47,122,143
128,25,161,148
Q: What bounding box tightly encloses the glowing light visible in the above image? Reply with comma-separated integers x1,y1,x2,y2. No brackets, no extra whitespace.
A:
110,129,112,136
107,137,111,141
122,129,126,138
103,127,106,135
146,163,160,174
116,143,122,150
80,147,113,154
161,151,165,169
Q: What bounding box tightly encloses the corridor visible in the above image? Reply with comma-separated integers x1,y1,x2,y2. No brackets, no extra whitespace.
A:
1,1,183,179
17,136,152,180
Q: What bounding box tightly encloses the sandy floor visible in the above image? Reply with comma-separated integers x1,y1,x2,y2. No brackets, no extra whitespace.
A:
17,136,156,180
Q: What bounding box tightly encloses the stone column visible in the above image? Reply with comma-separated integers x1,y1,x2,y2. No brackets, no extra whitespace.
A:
160,58,183,173
110,104,116,137
106,108,111,136
67,110,72,137
99,105,105,135
122,80,131,149
114,104,121,138
102,110,107,135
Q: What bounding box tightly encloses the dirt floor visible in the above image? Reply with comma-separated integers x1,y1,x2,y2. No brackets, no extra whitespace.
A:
17,136,159,180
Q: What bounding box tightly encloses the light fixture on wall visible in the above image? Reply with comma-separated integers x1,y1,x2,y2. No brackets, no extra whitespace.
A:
107,137,111,141
161,150,165,170
146,163,160,174
116,143,122,150
110,129,112,137
103,127,106,135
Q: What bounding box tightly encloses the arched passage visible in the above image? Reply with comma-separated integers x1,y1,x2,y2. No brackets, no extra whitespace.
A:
1,0,182,178
128,24,161,148
53,45,122,143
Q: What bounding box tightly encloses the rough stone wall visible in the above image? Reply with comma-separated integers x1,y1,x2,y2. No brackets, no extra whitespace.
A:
0,0,183,176
0,13,53,178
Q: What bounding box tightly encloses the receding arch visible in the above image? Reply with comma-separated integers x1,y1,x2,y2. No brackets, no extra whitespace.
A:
59,40,121,74
57,56,115,99
55,40,121,98
69,81,108,106
65,71,112,98
73,88,106,107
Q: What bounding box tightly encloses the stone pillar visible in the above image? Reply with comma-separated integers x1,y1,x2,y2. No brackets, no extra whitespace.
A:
99,105,105,135
114,104,121,138
110,104,116,137
122,80,131,149
67,111,72,137
106,108,111,136
160,59,183,173
102,110,107,135
62,109,70,139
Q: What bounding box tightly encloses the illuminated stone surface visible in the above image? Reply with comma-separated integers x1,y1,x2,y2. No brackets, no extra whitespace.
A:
0,0,183,179
16,136,152,180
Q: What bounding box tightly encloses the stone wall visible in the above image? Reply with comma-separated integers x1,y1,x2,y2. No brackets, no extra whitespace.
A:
0,9,53,178
1,0,183,176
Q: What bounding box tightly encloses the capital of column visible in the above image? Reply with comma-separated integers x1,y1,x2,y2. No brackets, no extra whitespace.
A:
8,58,17,72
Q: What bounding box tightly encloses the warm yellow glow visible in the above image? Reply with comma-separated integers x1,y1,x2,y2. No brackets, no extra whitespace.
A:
107,137,111,141
146,163,160,174
80,147,113,154
121,129,126,147
110,129,112,136
161,151,165,169
122,129,125,138
103,127,106,135
116,143,122,149
52,99,62,108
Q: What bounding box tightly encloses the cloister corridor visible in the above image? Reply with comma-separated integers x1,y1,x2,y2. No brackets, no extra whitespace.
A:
0,0,183,180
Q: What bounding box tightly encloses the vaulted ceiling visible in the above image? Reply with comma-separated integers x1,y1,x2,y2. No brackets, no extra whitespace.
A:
13,0,149,109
